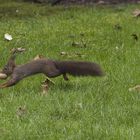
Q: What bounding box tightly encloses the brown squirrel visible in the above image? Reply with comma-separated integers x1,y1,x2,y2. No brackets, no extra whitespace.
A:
0,54,104,88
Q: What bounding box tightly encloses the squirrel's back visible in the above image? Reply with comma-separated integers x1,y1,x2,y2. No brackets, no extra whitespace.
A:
54,61,104,76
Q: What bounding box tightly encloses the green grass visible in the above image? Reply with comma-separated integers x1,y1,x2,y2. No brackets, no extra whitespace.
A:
1,2,140,140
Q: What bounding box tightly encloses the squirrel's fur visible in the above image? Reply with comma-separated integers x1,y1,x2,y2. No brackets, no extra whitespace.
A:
0,55,104,88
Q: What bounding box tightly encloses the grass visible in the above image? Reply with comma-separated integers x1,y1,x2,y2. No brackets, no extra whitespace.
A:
1,1,140,139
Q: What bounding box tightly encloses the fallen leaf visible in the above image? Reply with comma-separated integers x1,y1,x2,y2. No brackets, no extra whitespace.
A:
11,47,26,54
75,52,85,58
16,9,19,13
115,46,119,50
80,33,85,37
129,85,140,92
34,54,44,60
60,51,67,56
60,51,85,58
17,47,26,52
114,24,122,30
72,41,87,48
131,33,138,41
41,78,55,96
41,78,55,85
41,84,49,95
4,33,12,41
16,106,27,118
72,41,81,47
132,9,140,17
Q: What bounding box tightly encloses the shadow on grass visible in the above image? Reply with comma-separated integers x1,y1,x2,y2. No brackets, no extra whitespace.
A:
52,78,100,93
0,2,67,20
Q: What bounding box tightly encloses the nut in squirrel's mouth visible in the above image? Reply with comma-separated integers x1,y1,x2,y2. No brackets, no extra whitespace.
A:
0,73,7,79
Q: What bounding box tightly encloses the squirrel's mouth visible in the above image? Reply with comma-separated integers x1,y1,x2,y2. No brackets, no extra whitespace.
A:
0,70,7,79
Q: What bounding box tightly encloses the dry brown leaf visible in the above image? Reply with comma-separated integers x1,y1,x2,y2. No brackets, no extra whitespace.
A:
132,9,140,17
129,85,140,92
72,41,81,47
41,84,49,96
16,106,27,118
34,54,44,60
60,51,85,58
41,78,55,96
60,51,67,56
11,47,26,54
114,24,122,30
131,33,138,41
41,78,55,85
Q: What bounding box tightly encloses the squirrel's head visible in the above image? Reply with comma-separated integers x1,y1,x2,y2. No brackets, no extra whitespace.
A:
0,55,16,79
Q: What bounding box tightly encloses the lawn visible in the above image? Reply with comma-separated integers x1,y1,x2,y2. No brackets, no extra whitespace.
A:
0,1,140,140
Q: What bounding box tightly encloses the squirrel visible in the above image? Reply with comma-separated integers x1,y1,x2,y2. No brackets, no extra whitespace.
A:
0,54,104,88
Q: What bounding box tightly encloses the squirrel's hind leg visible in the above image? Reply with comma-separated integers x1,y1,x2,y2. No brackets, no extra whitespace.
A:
63,73,69,81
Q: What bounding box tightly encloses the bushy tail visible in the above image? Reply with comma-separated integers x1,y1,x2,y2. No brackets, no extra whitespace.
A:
54,61,104,77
